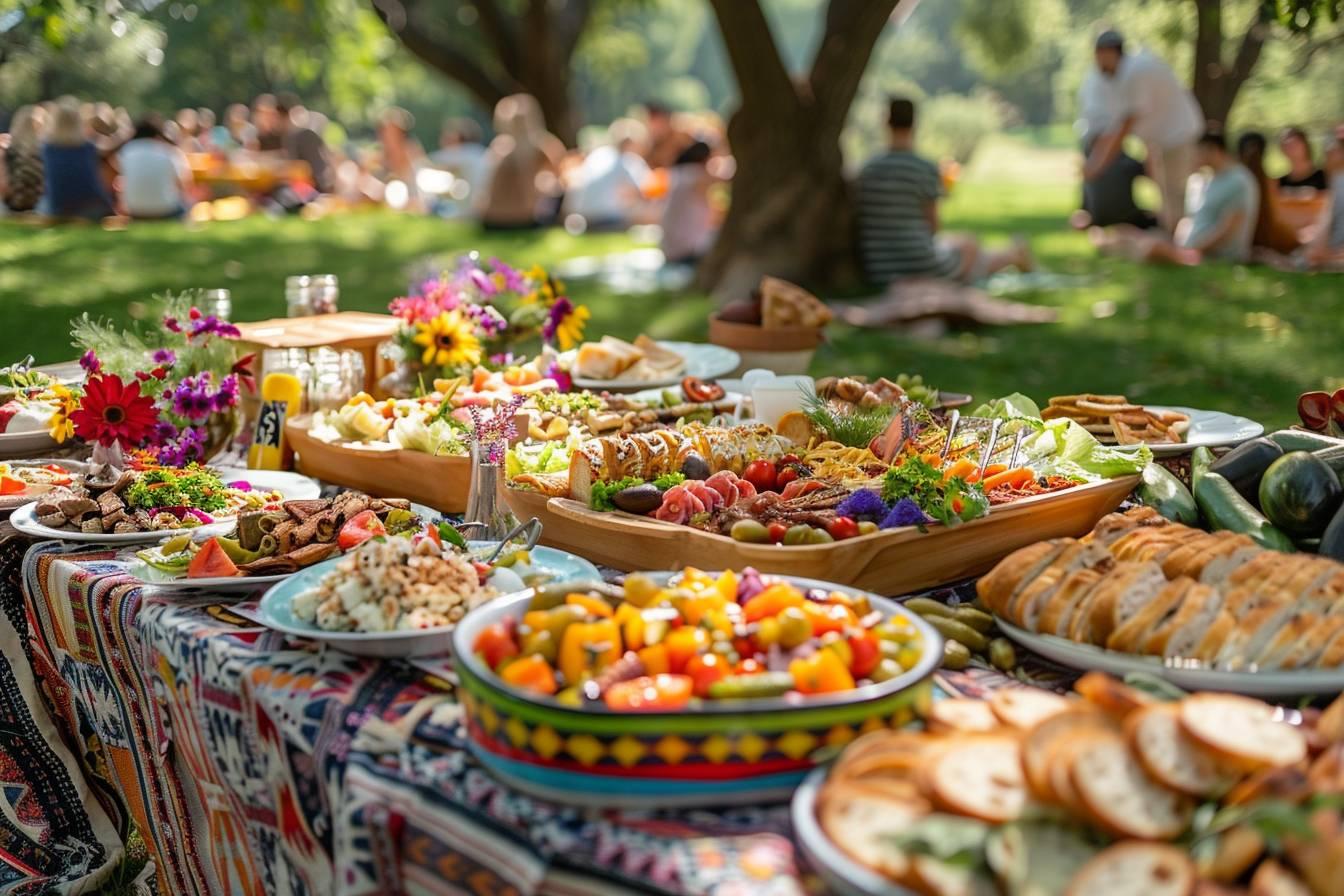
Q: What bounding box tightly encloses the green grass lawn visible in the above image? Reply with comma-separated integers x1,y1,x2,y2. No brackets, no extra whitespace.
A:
2,133,1340,429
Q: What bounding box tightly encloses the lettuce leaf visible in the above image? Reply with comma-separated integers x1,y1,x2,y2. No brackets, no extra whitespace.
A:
971,393,1042,421
1020,418,1150,479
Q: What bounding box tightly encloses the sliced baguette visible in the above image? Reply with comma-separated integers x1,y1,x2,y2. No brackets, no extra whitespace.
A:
1179,693,1308,771
817,782,928,880
1198,544,1262,587
1064,841,1196,896
1159,585,1226,661
1082,563,1172,648
925,735,1026,823
976,539,1070,618
927,698,1000,735
1191,609,1238,664
1161,532,1254,580
1212,601,1298,670
1143,581,1217,656
1105,576,1189,653
1127,703,1237,798
1069,734,1193,839
1036,567,1106,637
1248,858,1314,896
988,687,1071,731
1021,707,1116,802
1074,670,1155,719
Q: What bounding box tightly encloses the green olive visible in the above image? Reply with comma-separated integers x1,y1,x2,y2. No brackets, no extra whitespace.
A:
857,520,879,536
942,640,972,670
989,638,1017,672
519,629,557,664
730,519,770,543
870,657,903,682
783,525,813,546
807,528,835,545
776,606,811,649
952,606,995,633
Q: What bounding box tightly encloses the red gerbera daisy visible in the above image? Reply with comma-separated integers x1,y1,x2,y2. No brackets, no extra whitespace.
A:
71,374,160,447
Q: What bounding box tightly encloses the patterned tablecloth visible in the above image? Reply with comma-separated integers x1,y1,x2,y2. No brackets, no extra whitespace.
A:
14,541,831,896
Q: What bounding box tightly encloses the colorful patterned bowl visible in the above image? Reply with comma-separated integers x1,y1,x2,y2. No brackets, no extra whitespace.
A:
452,573,941,809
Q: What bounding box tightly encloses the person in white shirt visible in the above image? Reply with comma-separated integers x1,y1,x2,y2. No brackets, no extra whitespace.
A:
116,117,192,219
1084,30,1204,233
1074,67,1158,230
564,119,651,231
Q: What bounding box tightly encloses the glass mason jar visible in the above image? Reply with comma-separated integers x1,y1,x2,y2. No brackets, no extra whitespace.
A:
285,275,313,317
201,288,232,321
308,348,366,411
260,348,313,413
308,274,340,314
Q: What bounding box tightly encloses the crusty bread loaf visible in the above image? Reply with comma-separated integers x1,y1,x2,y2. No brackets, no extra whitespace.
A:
1065,841,1196,896
1162,531,1254,580
1213,601,1298,669
975,539,1069,617
1143,581,1218,656
1082,563,1170,648
1037,567,1106,637
1198,545,1261,586
1086,506,1169,547
1106,577,1188,652
1127,703,1237,798
1179,694,1307,771
1014,542,1113,630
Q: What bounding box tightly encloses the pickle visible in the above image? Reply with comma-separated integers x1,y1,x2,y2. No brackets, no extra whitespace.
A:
903,597,956,618
160,534,192,555
924,616,989,652
988,638,1017,672
952,606,994,633
942,640,972,670
707,672,795,700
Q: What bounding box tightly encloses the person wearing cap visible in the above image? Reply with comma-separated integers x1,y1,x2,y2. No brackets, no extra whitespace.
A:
1084,30,1204,233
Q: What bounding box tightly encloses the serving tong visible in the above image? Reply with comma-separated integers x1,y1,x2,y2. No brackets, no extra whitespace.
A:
458,516,543,564
940,413,1029,479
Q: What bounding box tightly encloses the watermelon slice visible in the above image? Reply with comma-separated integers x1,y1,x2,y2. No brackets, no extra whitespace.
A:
187,538,240,579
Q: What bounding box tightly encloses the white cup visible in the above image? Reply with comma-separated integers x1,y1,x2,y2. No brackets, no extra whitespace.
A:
750,373,816,428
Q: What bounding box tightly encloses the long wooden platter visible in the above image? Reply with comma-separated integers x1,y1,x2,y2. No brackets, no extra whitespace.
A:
286,415,471,512
504,475,1139,595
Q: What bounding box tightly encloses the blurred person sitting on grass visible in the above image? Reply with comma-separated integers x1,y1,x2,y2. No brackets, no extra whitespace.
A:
429,117,488,197
1237,131,1301,257
1093,129,1256,266
564,118,651,231
660,140,722,265
116,115,193,220
39,97,114,220
1278,126,1328,193
642,100,692,170
277,93,334,194
1265,136,1344,272
2,105,46,213
478,94,565,230
857,96,1032,287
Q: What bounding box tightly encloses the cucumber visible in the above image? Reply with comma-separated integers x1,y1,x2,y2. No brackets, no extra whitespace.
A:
1190,446,1216,487
1314,445,1344,477
1195,471,1295,552
1321,501,1344,562
1136,462,1199,525
1267,429,1344,454
1207,438,1282,503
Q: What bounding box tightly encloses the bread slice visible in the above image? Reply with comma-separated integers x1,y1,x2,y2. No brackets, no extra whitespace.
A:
1254,611,1332,670
1212,601,1298,670
1162,532,1255,580
1064,842,1196,896
989,688,1071,731
1080,563,1171,648
1157,584,1225,661
818,782,928,880
976,539,1070,618
1021,708,1116,802
1179,694,1308,771
1199,545,1261,587
1143,581,1217,656
1249,858,1315,896
1222,552,1290,598
1013,542,1114,630
1037,567,1106,637
833,731,934,781
1190,609,1238,664
1314,623,1344,668
1073,671,1155,719
1107,526,1195,564
1127,703,1237,798
1069,734,1193,839
927,698,1000,734
1105,577,1190,653
925,735,1026,823
1087,506,1169,547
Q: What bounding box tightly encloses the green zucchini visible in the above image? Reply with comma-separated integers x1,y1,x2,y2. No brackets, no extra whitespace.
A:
1314,445,1344,477
1267,429,1344,454
1208,438,1283,503
1194,471,1295,552
1136,463,1198,524
1190,446,1216,488
1320,501,1344,562
1258,452,1343,538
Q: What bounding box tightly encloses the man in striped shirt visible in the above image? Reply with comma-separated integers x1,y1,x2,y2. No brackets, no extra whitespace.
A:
857,98,1031,286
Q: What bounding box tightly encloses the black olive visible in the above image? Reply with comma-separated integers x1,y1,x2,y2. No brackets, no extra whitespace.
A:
611,483,665,515
680,453,711,481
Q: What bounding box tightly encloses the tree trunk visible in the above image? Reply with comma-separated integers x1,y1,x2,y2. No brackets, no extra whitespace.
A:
1190,0,1268,126
699,0,902,300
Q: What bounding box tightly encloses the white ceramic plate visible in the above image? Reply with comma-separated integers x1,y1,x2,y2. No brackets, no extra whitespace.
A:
0,429,59,459
571,341,740,392
792,766,914,896
10,502,234,544
127,560,291,592
257,544,603,658
214,468,322,502
997,620,1344,699
1141,406,1264,457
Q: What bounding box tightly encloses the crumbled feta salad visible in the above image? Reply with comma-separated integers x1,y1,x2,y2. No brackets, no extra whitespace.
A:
292,535,495,632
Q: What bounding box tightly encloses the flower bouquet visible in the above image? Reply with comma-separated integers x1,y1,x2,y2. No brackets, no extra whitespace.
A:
61,293,253,466
382,255,589,397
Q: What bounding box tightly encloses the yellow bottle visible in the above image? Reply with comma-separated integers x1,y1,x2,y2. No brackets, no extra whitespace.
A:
247,372,303,470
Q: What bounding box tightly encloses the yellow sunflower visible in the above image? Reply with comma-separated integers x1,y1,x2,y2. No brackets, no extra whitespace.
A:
554,304,591,351
412,311,482,368
46,384,77,444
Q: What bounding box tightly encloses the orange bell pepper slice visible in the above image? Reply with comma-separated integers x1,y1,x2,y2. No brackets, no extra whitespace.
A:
603,674,693,712
565,592,614,618
789,649,855,695
500,654,558,695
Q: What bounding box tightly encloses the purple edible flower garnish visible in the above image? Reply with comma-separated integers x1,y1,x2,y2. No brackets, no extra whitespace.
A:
79,350,101,374
151,348,177,366
880,498,929,530
835,488,889,522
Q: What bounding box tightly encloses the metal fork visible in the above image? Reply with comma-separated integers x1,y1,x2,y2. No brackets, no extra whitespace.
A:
458,517,543,564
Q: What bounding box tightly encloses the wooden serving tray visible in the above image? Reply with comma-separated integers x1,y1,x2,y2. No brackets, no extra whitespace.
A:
504,475,1139,595
286,415,471,512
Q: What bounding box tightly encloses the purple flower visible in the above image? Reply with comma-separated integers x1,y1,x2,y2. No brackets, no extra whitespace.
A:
835,488,889,522
79,350,102,374
489,352,518,366
541,296,574,344
150,420,179,445
213,374,240,411
468,393,526,465
880,498,929,530
151,348,177,367
188,315,241,341
491,258,527,293
163,316,182,333
154,425,207,466
170,373,217,421
543,358,572,392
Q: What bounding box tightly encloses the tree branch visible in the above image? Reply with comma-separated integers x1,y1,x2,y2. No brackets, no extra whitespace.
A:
1289,26,1344,73
809,0,903,134
369,0,510,106
552,0,594,58
474,0,521,74
706,0,798,114
1228,17,1269,91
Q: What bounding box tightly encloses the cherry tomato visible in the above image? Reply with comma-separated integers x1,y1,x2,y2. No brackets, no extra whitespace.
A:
682,376,726,403
802,600,857,636
743,459,777,492
848,630,882,679
604,674,694,712
776,466,801,489
472,623,520,671
766,521,789,544
826,516,861,541
778,454,802,467
685,653,731,697
337,510,387,551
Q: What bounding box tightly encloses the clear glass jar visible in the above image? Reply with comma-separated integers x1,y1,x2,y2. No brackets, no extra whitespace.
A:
201,288,232,321
308,274,340,314
309,348,366,411
260,348,313,412
285,275,313,317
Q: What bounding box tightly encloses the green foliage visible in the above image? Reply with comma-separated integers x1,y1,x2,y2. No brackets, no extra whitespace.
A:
918,92,1006,164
